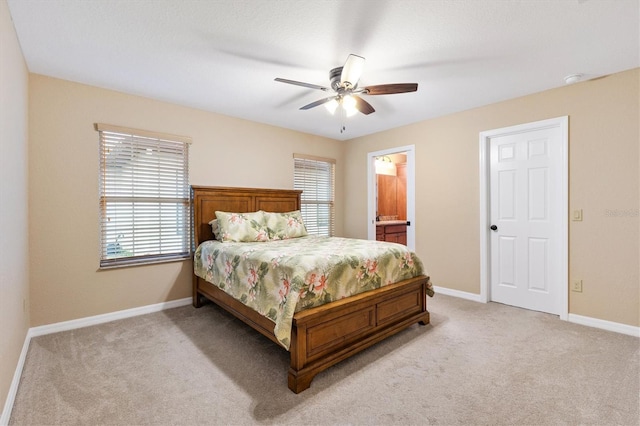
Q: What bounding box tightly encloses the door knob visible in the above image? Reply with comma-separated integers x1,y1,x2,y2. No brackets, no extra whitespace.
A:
490,225,498,231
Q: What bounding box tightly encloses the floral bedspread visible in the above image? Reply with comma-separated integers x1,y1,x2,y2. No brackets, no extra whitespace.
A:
194,236,433,349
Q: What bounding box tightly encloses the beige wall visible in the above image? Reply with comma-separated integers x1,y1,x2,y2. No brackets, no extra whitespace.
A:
25,69,640,329
0,0,30,413
28,74,344,326
344,68,640,327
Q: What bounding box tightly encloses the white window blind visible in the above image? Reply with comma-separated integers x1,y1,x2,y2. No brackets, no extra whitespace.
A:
293,154,335,236
96,123,191,268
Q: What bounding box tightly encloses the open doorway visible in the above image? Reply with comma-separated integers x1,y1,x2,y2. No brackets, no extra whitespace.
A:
367,145,416,250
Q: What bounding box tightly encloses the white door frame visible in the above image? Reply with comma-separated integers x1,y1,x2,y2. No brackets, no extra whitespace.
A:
479,117,569,320
367,145,416,250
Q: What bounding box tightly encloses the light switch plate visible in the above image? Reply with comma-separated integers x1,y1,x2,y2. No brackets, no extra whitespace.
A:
572,209,583,221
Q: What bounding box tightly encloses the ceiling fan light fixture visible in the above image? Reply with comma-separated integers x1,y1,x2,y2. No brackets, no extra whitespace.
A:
342,95,358,117
340,54,365,88
324,98,339,114
274,53,417,128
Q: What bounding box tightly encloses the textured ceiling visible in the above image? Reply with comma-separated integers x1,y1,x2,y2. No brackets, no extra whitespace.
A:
7,0,640,140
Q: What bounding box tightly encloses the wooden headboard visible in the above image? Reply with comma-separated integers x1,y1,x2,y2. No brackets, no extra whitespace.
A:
191,186,302,247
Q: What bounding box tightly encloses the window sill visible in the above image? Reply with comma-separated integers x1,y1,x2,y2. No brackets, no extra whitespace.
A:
98,254,191,270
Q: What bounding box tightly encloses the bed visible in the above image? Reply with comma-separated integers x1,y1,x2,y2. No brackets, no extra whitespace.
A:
191,185,433,393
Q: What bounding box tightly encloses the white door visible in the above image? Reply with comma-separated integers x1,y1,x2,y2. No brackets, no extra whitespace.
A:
488,124,564,314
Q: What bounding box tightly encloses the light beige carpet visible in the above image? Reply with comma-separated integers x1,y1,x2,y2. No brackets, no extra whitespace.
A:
9,294,640,425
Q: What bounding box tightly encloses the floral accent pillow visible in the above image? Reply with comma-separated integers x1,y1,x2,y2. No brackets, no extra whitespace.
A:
215,211,269,242
264,210,308,240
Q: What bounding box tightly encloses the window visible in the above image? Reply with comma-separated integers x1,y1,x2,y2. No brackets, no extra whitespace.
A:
96,123,191,268
293,154,335,236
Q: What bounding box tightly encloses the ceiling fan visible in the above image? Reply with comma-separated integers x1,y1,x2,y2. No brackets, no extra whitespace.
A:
274,54,418,118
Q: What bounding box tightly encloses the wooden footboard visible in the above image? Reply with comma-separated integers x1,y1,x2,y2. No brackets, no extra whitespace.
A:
287,275,430,393
195,273,429,393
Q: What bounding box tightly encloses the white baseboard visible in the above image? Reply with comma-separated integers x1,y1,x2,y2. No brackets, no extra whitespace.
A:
433,285,483,303
435,286,639,338
29,297,192,337
0,329,31,426
1,297,192,425
568,313,640,338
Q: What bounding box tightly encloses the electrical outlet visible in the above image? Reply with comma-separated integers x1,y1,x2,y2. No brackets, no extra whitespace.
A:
572,280,583,292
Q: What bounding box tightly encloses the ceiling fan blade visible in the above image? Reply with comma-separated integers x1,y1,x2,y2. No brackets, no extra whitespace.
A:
364,83,418,95
340,54,365,88
353,95,375,115
274,78,330,92
300,96,338,110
